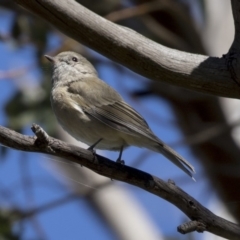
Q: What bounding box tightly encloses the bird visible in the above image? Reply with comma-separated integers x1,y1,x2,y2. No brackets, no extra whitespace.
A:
45,51,195,180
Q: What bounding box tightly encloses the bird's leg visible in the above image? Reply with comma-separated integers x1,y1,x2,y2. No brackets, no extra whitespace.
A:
116,146,125,165
88,138,103,152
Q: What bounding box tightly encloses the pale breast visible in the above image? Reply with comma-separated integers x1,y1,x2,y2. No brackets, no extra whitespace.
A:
50,87,128,150
51,87,90,133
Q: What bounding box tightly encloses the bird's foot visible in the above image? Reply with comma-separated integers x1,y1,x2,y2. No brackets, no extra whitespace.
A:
116,158,125,165
116,145,125,165
87,146,96,154
87,138,103,154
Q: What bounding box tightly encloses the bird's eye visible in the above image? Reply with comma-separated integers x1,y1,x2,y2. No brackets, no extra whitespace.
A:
72,57,78,62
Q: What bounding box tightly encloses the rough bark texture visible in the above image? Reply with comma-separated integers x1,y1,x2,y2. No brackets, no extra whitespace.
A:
0,123,239,239
14,0,240,98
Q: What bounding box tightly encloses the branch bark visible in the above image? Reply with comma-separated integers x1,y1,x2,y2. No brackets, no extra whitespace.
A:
14,0,240,98
0,123,239,239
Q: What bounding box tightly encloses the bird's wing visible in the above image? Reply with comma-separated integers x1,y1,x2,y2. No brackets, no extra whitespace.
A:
68,78,159,142
85,100,160,142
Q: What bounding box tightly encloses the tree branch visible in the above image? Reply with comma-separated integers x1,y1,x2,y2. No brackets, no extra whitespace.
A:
14,0,240,98
0,123,239,239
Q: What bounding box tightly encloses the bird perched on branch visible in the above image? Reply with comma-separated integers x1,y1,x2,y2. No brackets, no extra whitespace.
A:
45,51,195,180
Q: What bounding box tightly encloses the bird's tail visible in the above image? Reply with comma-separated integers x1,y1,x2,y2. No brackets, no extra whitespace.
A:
151,143,196,181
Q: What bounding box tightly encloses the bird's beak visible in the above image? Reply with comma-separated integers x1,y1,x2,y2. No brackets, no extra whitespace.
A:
45,55,55,63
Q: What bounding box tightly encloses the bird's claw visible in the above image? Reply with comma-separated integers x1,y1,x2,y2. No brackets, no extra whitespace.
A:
87,146,96,154
116,159,125,165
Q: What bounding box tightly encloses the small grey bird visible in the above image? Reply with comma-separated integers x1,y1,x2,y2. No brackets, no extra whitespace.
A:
45,51,195,180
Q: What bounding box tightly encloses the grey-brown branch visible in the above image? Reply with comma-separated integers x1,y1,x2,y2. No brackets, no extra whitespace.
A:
14,0,240,98
0,123,239,239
